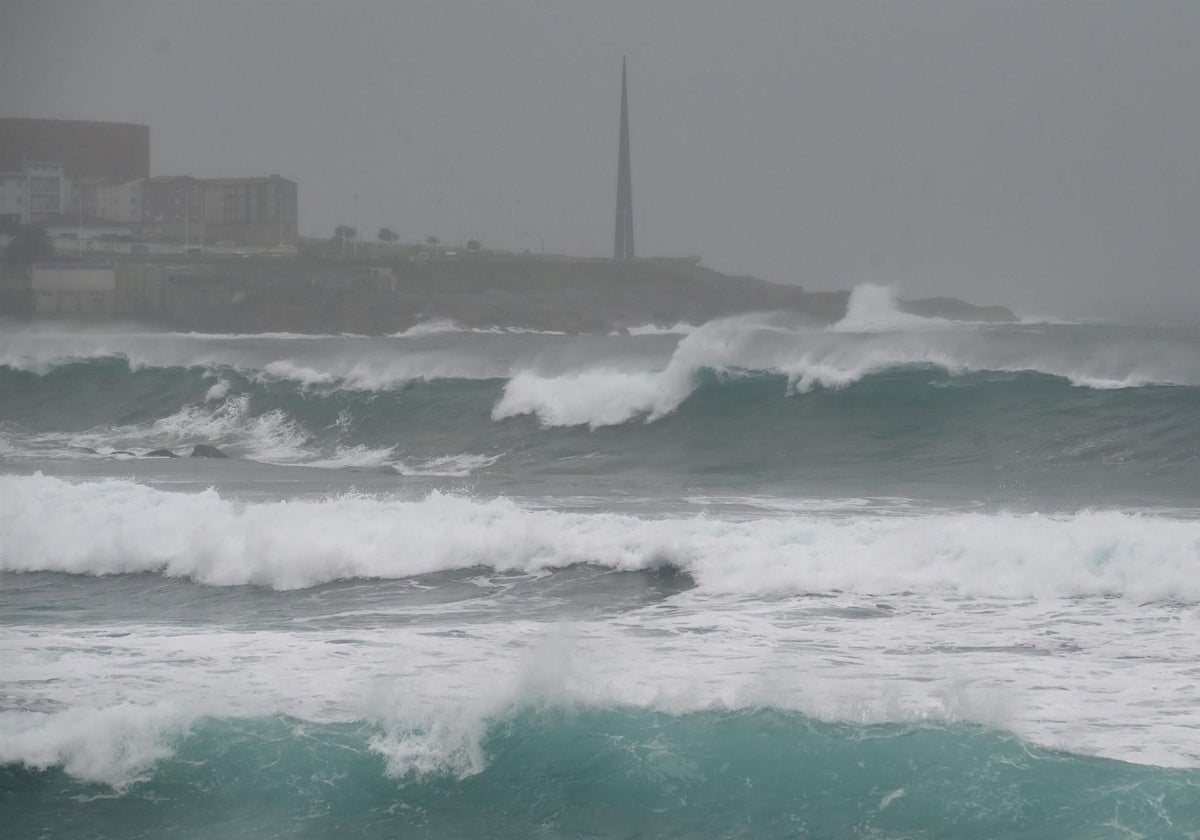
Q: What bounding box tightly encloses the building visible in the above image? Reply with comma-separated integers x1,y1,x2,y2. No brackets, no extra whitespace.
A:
140,174,297,246
41,213,134,240
0,163,68,225
31,262,118,317
140,175,203,242
0,171,24,227
200,175,298,246
0,119,149,181
69,176,143,224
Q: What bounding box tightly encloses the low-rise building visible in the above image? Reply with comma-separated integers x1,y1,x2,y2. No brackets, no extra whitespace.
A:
200,175,298,246
40,213,135,241
31,262,117,316
138,174,297,246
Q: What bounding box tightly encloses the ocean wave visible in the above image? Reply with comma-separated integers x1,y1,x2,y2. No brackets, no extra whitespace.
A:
3,705,1197,840
832,284,957,333
392,320,567,338
5,297,1198,407
611,321,698,336
393,452,502,476
258,355,506,390
0,702,191,789
492,302,1197,427
4,474,1200,599
4,393,312,463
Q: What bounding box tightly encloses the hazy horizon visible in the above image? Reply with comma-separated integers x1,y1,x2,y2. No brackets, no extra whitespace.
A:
3,0,1199,321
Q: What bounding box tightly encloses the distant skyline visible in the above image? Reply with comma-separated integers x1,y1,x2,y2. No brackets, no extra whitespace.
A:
3,0,1200,319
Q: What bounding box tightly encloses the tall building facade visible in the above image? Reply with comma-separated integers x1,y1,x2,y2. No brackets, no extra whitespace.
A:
613,58,635,261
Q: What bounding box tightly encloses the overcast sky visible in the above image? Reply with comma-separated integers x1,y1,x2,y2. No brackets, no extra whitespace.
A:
2,0,1198,319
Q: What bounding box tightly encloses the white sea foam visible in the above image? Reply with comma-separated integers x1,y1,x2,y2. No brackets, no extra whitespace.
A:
613,321,698,336
204,378,231,402
4,592,1199,787
303,444,402,470
493,315,763,427
493,367,692,427
832,284,956,333
259,354,507,390
393,319,504,337
392,320,567,338
394,453,502,476
5,395,311,463
0,704,192,789
4,473,1200,600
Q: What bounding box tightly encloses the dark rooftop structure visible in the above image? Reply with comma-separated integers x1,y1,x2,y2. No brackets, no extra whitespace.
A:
0,118,150,181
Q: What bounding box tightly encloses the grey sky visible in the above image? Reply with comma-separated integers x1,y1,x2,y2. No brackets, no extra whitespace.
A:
2,0,1198,319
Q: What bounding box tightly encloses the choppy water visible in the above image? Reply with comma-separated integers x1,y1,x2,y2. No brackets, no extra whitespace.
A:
3,287,1200,838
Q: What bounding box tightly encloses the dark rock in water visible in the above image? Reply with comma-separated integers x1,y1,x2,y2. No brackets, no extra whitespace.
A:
899,296,1016,323
190,444,229,459
111,450,135,456
143,449,178,458
68,446,98,455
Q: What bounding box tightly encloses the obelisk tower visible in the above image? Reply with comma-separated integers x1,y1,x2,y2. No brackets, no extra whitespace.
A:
613,58,635,261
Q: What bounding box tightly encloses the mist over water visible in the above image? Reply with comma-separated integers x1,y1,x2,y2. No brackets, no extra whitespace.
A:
4,294,1200,837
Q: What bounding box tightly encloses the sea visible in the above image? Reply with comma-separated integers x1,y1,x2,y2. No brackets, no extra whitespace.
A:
3,285,1200,838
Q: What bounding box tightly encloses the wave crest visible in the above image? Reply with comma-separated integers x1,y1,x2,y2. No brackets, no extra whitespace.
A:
4,474,1199,599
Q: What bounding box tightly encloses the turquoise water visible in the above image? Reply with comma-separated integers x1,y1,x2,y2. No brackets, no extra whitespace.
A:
4,303,1200,837
7,711,1199,839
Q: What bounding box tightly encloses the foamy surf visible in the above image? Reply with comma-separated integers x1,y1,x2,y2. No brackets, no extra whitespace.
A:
4,473,1199,599
7,317,1200,840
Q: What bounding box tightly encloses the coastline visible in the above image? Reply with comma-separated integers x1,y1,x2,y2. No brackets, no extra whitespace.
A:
22,254,1012,334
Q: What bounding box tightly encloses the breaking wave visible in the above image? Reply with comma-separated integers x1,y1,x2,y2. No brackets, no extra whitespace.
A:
4,707,1198,840
3,474,1200,598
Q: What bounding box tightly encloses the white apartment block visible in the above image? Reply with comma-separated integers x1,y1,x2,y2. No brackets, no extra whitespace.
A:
0,163,68,225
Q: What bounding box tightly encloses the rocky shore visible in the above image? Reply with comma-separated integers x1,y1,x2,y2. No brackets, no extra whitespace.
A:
162,256,1015,334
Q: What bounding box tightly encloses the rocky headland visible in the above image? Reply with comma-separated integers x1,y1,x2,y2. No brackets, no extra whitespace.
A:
161,255,1014,334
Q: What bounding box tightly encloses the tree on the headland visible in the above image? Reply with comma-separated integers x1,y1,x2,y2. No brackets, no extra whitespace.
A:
333,225,357,242
465,239,481,252
426,235,439,246
378,227,399,245
2,226,54,266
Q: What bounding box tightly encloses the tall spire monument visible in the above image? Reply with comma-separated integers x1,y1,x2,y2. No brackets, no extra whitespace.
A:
613,58,635,261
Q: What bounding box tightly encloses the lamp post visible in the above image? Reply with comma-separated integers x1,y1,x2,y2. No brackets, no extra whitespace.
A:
513,200,521,252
